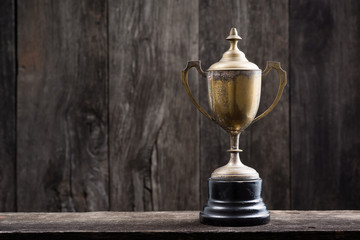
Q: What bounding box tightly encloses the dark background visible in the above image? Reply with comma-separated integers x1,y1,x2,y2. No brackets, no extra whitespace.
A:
0,0,359,212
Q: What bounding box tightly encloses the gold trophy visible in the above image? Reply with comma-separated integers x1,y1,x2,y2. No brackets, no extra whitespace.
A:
182,28,286,226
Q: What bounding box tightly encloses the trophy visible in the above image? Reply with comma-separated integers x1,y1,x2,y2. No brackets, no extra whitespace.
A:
182,28,287,226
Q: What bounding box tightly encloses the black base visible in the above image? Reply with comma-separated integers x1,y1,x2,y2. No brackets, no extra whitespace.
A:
200,178,269,226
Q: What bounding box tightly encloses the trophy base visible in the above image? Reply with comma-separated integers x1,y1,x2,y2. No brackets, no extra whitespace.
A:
200,178,269,226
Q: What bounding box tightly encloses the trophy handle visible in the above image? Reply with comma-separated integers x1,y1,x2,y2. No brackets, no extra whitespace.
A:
253,61,287,123
182,60,215,121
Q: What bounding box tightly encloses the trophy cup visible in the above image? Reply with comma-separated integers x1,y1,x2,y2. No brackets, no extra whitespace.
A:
181,28,287,226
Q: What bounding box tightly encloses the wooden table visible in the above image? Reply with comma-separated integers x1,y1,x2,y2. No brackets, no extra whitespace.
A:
0,211,359,239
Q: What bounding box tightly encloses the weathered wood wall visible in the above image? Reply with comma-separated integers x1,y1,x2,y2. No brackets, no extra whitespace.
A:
108,0,200,211
0,0,16,212
0,0,359,211
290,0,360,209
17,0,109,211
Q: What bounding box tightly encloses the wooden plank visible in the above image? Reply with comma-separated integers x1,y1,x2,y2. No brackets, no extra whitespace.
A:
290,0,360,209
0,211,359,240
199,0,290,209
108,0,199,210
16,0,109,211
0,0,16,211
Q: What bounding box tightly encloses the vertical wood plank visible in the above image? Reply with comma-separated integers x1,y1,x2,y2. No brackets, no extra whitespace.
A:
109,0,199,211
199,0,290,209
17,0,109,211
290,0,360,209
0,0,16,211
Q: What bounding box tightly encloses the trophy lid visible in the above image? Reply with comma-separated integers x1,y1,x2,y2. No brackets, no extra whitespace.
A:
208,28,260,71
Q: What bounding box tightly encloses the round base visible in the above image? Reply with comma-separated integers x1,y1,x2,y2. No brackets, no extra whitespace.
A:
200,178,269,226
200,214,269,226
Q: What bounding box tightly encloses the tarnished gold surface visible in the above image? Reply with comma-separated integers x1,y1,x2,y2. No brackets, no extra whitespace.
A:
208,70,261,133
211,133,259,179
181,28,287,180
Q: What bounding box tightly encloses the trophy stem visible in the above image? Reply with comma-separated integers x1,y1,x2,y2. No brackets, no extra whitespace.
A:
228,133,243,166
212,131,259,179
229,133,240,150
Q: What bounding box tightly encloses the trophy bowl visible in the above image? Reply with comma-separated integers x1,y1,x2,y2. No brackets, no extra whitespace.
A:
182,28,286,226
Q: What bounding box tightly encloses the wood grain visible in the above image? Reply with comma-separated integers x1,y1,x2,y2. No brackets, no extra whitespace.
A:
0,211,359,240
16,0,109,211
290,0,360,209
108,0,200,211
199,0,290,209
0,0,16,211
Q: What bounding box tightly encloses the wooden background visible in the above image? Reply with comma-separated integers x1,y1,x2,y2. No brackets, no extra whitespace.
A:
0,0,359,212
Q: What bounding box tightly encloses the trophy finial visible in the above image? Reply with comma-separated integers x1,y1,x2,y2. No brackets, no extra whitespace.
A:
208,27,259,70
226,27,242,40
